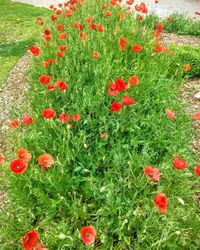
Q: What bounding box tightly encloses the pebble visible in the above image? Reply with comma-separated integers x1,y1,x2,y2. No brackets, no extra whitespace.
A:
194,92,200,99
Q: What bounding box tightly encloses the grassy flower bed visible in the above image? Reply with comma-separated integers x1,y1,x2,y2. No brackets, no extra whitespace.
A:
1,0,200,249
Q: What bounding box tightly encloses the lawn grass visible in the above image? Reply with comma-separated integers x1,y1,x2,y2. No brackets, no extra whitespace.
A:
1,0,200,249
0,0,50,87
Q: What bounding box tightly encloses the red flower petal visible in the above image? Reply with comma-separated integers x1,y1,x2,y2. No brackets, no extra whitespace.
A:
10,159,28,174
111,102,122,112
58,113,70,123
41,109,56,119
154,193,168,213
173,156,188,170
80,226,96,245
194,164,200,176
22,230,38,250
122,96,134,106
144,166,160,181
72,114,81,122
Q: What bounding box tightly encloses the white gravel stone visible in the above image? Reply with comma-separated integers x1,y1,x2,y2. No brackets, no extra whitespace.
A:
194,92,200,99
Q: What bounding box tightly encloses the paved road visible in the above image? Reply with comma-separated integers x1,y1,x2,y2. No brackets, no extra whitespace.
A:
146,0,200,19
11,0,200,19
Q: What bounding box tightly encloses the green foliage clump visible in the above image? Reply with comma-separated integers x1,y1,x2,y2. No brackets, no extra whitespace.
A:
163,14,200,37
171,45,200,77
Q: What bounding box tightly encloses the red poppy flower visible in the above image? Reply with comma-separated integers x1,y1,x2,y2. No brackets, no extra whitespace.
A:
58,32,67,40
80,226,96,245
57,24,63,31
126,0,134,5
115,78,126,92
17,148,32,164
10,159,28,174
110,0,117,6
54,81,68,90
10,120,20,128
144,166,160,181
154,193,168,213
86,16,92,24
183,64,191,72
51,14,57,22
165,109,175,121
105,11,112,16
193,112,200,120
58,45,67,51
72,114,81,122
65,10,72,17
22,114,34,125
195,165,200,176
111,102,122,112
44,29,50,36
140,2,148,14
80,32,88,40
57,52,64,57
155,44,165,53
98,25,104,32
58,113,70,123
39,20,44,25
173,156,188,170
56,10,62,15
129,75,139,85
91,23,97,30
44,36,51,42
74,22,83,30
166,17,171,22
102,5,108,9
38,153,54,169
29,46,40,57
132,44,143,53
22,230,38,250
93,51,99,60
100,133,108,138
41,109,56,119
119,37,126,51
122,96,134,106
69,6,76,11
0,154,5,164
135,4,141,11
39,75,51,85
49,58,55,64
156,24,164,32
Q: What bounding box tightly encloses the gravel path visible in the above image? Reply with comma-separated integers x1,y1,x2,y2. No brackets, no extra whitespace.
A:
0,53,30,210
0,53,30,156
180,78,200,156
161,33,200,47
